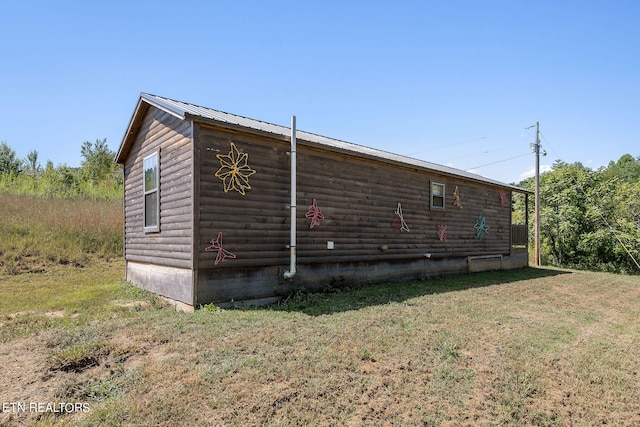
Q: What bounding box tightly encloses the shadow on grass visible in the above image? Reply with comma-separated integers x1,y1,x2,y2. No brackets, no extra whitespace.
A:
268,267,570,316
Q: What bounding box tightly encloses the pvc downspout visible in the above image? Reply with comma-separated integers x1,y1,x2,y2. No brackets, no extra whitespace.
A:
284,116,297,279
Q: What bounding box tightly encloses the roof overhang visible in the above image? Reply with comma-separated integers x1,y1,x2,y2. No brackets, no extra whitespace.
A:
115,92,532,194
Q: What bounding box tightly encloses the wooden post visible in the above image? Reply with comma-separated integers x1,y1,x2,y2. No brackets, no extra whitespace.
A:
534,122,541,266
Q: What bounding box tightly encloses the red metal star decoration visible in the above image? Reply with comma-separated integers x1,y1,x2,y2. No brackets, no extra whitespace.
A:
438,224,448,242
499,191,508,207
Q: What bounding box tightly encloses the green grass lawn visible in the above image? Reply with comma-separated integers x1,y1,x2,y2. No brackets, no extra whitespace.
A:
1,264,639,426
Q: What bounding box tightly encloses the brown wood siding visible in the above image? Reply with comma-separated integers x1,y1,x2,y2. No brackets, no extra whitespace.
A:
295,146,512,263
195,124,512,271
123,106,193,269
196,124,290,269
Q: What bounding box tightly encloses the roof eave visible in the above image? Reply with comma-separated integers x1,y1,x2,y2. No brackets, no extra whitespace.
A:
115,93,532,194
191,116,531,193
115,93,189,164
115,96,145,164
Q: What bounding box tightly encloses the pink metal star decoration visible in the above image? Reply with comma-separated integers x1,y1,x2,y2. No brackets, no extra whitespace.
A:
305,199,325,229
205,232,237,265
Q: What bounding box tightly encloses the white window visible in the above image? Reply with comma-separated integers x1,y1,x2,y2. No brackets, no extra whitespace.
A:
143,151,159,232
431,182,445,209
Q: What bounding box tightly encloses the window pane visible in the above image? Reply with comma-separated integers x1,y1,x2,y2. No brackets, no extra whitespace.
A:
432,183,445,208
144,154,157,192
145,192,158,227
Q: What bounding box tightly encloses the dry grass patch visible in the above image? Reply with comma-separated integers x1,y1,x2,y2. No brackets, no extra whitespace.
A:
1,266,640,426
0,193,122,274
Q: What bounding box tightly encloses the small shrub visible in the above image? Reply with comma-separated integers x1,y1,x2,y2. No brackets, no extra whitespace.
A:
201,303,223,313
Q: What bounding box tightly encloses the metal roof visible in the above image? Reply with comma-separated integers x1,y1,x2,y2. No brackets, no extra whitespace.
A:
118,92,530,193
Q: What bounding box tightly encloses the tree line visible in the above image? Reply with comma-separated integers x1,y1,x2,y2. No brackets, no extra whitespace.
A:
516,154,640,274
0,139,121,199
1,138,638,273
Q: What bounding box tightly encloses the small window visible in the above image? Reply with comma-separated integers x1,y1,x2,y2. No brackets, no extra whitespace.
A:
143,151,159,232
431,182,445,209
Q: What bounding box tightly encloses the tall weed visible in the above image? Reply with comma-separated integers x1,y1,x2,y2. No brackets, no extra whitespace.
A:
0,171,122,200
0,193,122,273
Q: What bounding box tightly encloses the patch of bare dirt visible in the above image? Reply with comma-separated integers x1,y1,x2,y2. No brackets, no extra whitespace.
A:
113,300,151,310
0,328,158,425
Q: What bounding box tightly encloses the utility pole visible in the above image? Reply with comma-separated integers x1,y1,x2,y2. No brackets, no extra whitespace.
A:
530,122,545,267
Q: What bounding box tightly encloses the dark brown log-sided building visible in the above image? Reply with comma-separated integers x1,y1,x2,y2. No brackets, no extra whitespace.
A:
115,93,532,309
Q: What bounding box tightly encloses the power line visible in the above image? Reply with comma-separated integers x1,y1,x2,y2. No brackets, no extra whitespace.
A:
538,131,561,161
460,139,537,159
466,152,531,170
406,136,487,156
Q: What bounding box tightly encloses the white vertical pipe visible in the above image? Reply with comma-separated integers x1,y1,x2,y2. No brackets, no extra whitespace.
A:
284,116,297,278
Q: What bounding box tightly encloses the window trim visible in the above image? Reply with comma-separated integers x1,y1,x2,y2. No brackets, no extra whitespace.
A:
143,150,160,233
431,181,445,210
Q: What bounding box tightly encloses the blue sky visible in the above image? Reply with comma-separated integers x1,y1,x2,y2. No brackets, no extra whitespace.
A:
1,1,638,184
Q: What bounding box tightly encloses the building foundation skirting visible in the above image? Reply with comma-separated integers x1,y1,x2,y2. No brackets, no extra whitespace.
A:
126,261,194,307
193,253,529,307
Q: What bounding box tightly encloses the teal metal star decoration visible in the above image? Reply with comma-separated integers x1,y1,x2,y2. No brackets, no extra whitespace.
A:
474,214,489,239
